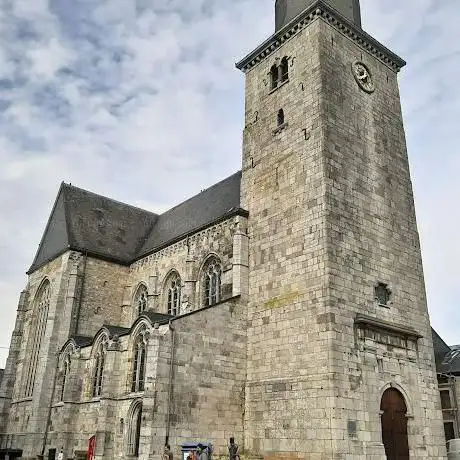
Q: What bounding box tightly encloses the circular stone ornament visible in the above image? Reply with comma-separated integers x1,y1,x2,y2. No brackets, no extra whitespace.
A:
352,61,375,93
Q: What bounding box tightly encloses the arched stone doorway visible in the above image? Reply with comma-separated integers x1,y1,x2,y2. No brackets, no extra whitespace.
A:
381,388,410,460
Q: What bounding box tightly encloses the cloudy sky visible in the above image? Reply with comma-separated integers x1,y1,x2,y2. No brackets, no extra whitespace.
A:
0,0,458,367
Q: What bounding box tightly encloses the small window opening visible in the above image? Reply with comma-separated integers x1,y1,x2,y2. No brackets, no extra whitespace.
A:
440,390,453,410
277,109,285,127
280,57,289,82
375,282,391,306
270,65,278,90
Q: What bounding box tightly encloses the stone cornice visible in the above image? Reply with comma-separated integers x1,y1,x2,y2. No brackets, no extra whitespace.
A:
236,0,406,73
355,314,423,340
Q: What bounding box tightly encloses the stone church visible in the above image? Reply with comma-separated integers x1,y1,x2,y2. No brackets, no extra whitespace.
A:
0,0,449,459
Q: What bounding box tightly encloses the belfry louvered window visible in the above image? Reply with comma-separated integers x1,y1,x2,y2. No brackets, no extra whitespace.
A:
25,280,51,397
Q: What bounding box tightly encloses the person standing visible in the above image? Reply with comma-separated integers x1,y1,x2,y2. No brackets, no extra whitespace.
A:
228,438,239,460
197,444,208,460
163,444,173,460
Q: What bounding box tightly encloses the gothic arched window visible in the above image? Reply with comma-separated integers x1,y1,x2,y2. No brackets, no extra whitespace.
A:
92,337,107,398
131,333,147,393
126,401,143,457
280,57,289,83
25,279,51,397
203,256,222,307
134,284,148,316
60,354,71,402
270,64,278,90
166,272,181,316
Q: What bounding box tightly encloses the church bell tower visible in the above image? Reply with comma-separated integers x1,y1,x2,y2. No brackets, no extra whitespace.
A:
237,0,447,458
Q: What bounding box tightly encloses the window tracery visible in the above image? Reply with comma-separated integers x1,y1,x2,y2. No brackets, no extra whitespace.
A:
131,331,148,393
92,337,108,398
25,280,51,397
203,256,222,307
134,284,148,316
166,272,181,316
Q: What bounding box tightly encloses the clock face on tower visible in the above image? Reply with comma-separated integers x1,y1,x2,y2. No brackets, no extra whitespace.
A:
351,61,375,93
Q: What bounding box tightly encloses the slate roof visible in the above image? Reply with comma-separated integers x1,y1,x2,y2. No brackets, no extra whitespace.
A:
28,171,245,273
432,329,460,375
138,171,243,257
141,311,174,326
71,336,94,348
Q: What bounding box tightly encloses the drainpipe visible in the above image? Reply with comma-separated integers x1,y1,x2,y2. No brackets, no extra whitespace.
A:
165,321,176,446
40,352,60,459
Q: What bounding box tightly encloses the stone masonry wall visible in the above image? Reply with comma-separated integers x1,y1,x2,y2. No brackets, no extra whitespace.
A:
154,297,247,459
125,216,245,326
242,19,335,459
5,252,75,459
76,257,129,336
0,288,27,448
45,297,246,460
318,18,446,459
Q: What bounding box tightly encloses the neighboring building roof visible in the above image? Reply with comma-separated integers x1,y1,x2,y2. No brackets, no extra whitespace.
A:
28,171,245,273
432,329,460,376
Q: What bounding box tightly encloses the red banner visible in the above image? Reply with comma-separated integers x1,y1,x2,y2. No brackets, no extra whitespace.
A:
87,435,96,460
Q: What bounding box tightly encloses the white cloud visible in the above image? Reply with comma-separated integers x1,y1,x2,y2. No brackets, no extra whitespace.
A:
0,0,459,367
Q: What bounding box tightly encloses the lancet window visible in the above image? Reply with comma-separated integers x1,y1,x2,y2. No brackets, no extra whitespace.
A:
134,284,148,316
203,256,222,307
126,401,143,457
131,332,147,393
280,57,289,83
60,354,71,402
92,337,107,398
166,272,181,316
25,280,51,397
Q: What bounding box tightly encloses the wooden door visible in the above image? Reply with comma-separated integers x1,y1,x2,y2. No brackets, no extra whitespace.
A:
381,388,409,460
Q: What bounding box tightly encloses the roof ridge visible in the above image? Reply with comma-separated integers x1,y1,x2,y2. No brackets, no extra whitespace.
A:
62,182,159,217
157,170,241,217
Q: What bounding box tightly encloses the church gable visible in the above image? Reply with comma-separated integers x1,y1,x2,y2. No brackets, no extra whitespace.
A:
28,183,70,273
28,172,244,274
28,184,158,274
